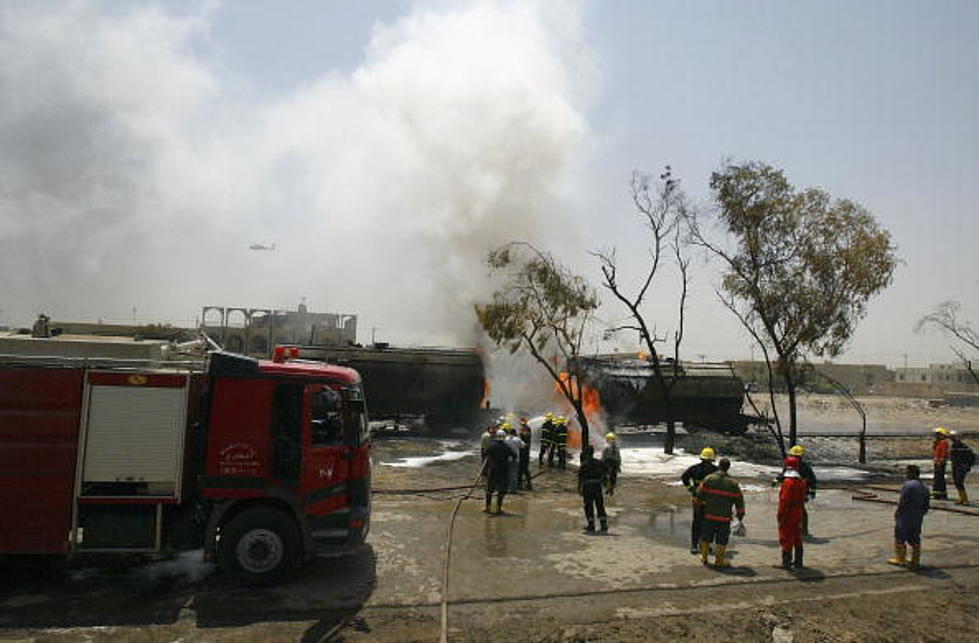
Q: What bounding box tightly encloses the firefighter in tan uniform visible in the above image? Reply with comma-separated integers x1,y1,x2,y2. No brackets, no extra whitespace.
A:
695,458,745,567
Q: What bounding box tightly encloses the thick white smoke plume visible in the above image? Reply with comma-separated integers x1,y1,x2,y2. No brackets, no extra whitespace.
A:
0,1,594,345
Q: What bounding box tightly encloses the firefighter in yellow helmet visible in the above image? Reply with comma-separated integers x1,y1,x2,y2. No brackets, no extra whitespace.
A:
601,432,622,495
539,412,556,468
696,458,745,567
681,447,718,554
949,431,974,505
554,416,569,469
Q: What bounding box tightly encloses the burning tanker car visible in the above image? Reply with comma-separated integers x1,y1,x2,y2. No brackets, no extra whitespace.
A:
573,355,758,434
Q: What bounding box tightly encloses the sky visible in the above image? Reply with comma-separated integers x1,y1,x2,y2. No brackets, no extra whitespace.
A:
0,0,976,368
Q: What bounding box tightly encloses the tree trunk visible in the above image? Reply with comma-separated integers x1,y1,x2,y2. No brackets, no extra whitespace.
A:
858,414,867,464
575,400,590,449
663,396,676,455
786,378,798,446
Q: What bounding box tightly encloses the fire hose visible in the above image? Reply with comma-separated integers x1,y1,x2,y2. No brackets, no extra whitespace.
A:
850,485,979,517
439,459,488,643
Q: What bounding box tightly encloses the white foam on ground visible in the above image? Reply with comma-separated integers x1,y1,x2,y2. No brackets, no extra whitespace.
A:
380,439,872,480
381,440,476,468
619,446,869,482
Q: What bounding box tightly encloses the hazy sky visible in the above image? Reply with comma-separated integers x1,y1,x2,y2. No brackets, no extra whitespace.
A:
1,0,976,367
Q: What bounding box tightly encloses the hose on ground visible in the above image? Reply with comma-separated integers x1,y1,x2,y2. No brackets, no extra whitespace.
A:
439,459,487,643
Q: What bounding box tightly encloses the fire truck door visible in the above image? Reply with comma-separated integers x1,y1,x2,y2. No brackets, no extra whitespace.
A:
302,385,350,537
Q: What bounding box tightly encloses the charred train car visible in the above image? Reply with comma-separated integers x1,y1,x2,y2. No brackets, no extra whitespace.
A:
292,344,486,430
576,356,755,434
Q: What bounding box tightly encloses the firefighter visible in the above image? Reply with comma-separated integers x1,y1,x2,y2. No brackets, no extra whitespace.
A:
950,431,974,505
578,445,609,532
480,424,495,463
783,444,817,537
503,424,524,493
539,412,555,468
696,458,745,568
931,427,951,500
680,447,718,554
554,416,569,470
517,418,533,491
777,456,808,569
888,464,930,568
484,429,513,515
601,432,622,496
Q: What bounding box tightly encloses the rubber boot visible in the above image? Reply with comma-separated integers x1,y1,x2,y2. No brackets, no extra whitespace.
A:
886,544,907,566
699,541,710,565
908,545,921,569
600,518,608,532
584,521,595,532
792,545,804,569
714,545,730,568
494,497,503,515
779,550,792,570
484,498,492,514
956,488,969,506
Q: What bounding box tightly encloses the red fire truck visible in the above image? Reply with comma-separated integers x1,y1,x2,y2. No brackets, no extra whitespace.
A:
0,349,371,584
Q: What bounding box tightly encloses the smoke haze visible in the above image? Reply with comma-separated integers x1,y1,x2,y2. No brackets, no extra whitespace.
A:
0,0,595,345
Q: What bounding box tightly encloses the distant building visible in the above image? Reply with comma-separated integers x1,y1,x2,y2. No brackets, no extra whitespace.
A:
730,359,977,396
893,363,978,393
730,360,893,395
201,305,357,357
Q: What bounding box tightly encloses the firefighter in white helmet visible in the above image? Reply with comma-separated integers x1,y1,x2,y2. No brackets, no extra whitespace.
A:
601,432,622,495
484,429,514,515
777,444,817,537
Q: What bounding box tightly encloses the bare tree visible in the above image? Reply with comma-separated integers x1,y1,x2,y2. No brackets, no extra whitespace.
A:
915,300,979,385
475,242,600,444
593,167,690,454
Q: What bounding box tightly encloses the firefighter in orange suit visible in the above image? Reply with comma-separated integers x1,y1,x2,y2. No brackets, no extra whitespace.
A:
777,456,809,569
932,427,951,500
696,458,745,567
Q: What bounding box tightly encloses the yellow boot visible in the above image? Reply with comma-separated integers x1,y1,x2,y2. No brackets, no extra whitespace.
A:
714,544,730,568
908,545,921,569
956,488,969,505
886,544,907,566
699,541,710,565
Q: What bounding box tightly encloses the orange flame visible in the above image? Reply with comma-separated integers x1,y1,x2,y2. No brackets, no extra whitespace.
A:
480,378,491,409
555,372,605,449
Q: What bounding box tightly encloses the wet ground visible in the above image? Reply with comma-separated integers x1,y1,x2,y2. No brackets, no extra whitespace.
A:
2,437,978,641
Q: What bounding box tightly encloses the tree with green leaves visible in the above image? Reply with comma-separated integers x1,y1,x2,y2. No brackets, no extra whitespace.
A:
594,166,690,454
915,300,979,385
688,161,897,448
475,242,600,445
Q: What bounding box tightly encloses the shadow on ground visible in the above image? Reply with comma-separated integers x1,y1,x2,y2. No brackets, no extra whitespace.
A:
0,546,377,633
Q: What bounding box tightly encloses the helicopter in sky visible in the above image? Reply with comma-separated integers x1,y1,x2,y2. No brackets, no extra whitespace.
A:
248,242,276,251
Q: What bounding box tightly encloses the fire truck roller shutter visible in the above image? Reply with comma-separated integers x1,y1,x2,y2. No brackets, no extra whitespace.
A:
218,506,301,585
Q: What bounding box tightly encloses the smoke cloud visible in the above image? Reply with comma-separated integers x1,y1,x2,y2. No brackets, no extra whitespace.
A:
0,0,594,345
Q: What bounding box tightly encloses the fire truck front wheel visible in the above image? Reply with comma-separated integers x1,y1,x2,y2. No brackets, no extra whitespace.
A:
218,508,301,585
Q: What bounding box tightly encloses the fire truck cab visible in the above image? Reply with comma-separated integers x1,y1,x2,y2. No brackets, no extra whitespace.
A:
0,350,371,585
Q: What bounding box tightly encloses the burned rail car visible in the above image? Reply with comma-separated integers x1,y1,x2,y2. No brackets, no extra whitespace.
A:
291,344,487,430
576,356,755,434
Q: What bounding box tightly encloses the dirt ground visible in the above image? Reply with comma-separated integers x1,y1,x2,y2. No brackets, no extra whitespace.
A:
2,429,977,642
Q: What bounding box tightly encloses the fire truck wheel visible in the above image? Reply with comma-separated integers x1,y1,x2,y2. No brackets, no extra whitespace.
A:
219,508,301,585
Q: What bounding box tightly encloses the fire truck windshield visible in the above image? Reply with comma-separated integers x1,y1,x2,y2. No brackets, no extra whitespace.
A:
311,386,343,446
